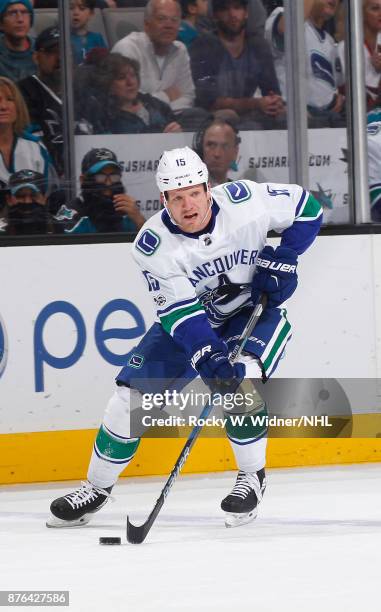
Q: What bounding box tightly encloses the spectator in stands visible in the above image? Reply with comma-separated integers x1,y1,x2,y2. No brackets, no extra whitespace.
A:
112,0,208,128
77,53,182,134
338,0,381,111
18,26,64,175
265,0,345,127
193,117,240,185
0,76,58,191
95,0,116,6
367,108,381,221
67,147,145,234
190,0,284,129
0,0,36,81
178,0,209,47
70,0,108,65
0,169,56,235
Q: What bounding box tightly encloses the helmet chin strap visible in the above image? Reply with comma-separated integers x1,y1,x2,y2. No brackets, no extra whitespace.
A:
162,183,212,230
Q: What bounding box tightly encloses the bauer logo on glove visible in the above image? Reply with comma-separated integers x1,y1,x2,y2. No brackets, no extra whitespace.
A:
252,245,298,308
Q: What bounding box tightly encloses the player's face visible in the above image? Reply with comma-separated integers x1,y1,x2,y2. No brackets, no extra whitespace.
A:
145,0,181,47
202,124,238,180
364,0,381,32
165,184,211,233
0,86,17,127
70,1,93,31
214,1,248,36
110,67,139,102
1,3,31,39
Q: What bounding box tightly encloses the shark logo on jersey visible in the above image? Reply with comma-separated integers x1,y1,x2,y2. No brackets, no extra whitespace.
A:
0,314,8,379
223,181,251,203
199,274,251,325
310,53,335,88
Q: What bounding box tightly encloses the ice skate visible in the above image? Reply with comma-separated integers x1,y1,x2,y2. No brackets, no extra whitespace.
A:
46,481,113,528
221,468,266,528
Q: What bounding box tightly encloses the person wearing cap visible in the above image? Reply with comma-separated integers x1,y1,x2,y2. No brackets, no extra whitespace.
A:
66,147,145,234
189,0,284,129
1,168,59,234
0,0,35,81
18,26,63,176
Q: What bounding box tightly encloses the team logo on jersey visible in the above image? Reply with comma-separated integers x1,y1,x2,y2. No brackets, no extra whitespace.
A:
0,314,8,379
310,53,335,88
136,230,161,256
199,274,251,326
153,294,167,307
223,181,251,203
128,353,144,369
367,123,381,136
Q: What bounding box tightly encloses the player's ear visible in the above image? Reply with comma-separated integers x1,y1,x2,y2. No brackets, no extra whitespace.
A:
160,192,165,206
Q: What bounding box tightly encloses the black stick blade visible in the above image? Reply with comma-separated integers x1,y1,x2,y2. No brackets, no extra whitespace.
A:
126,516,149,544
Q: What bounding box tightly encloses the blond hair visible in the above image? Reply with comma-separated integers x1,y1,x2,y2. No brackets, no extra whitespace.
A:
0,77,30,135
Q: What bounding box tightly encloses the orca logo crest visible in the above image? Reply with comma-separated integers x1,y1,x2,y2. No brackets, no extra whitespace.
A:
199,274,251,325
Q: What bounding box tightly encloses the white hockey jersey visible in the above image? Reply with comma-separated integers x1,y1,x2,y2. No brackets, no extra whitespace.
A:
265,7,342,108
132,180,322,356
367,119,381,218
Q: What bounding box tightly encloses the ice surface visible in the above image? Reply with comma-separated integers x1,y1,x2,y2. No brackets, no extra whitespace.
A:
1,464,380,612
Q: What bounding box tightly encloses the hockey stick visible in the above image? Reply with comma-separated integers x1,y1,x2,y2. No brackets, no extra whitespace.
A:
126,294,267,544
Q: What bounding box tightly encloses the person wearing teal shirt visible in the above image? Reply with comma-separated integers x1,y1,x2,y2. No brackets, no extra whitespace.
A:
70,0,107,65
178,0,208,47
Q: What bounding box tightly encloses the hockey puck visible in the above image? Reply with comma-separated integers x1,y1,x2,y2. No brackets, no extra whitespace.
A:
99,537,121,545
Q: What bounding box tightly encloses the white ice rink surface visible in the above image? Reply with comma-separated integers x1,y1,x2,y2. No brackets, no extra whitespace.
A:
1,463,381,612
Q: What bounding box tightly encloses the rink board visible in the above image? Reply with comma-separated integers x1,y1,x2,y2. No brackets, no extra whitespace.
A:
1,235,381,483
2,431,381,484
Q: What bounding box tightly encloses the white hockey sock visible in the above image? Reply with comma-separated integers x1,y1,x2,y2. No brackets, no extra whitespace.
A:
87,385,141,489
226,355,267,473
229,436,267,473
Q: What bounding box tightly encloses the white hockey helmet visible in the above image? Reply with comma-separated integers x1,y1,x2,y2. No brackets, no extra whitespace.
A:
156,146,208,193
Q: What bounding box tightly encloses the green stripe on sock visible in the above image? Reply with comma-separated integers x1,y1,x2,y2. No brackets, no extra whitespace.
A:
160,302,204,334
95,425,140,461
225,404,268,441
262,320,291,373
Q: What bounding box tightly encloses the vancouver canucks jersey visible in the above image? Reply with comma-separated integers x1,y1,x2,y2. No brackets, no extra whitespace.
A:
132,180,322,358
265,7,343,108
367,119,381,221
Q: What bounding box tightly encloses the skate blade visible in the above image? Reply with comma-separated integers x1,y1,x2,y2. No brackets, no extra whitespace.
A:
224,508,258,528
46,513,91,528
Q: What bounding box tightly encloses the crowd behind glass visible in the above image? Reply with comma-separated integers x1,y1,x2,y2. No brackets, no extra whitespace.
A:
1,0,381,236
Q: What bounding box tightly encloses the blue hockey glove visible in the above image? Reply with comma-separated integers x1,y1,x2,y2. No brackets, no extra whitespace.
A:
191,341,245,394
252,245,298,308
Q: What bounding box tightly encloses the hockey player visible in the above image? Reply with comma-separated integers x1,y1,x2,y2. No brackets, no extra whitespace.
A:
47,146,322,529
